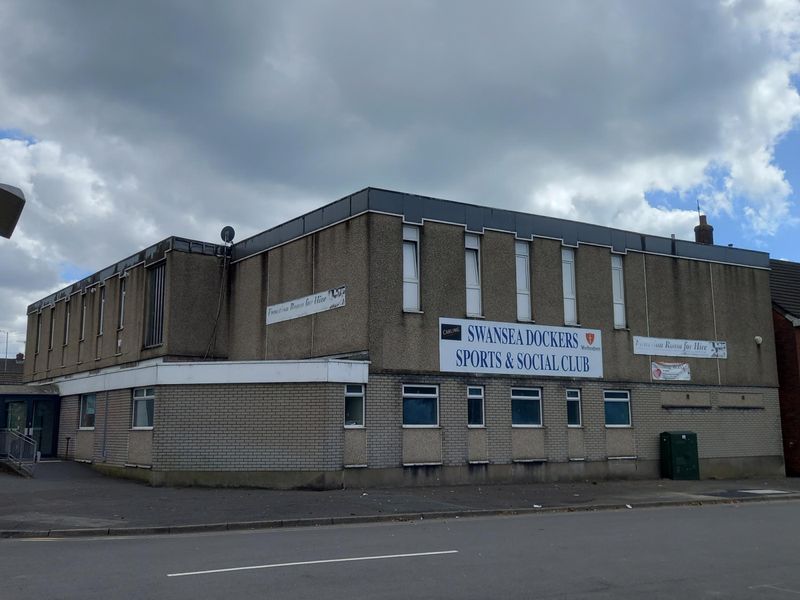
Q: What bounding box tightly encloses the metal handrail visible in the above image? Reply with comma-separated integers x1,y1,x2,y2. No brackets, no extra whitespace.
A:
0,428,38,475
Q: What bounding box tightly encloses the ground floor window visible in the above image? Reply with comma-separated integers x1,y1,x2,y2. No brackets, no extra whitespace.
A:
604,390,631,427
467,386,484,427
566,389,582,427
402,385,439,427
344,384,365,427
511,388,542,426
132,387,154,429
79,393,96,429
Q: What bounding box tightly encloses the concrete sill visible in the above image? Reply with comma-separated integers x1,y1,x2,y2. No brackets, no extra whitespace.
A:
75,459,92,464
468,460,490,465
403,462,443,467
607,456,638,460
568,457,586,462
467,425,485,429
343,464,368,469
124,463,152,469
512,458,547,463
466,314,485,319
403,310,424,315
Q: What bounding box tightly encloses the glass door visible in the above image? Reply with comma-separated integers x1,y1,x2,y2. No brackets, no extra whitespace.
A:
32,400,57,457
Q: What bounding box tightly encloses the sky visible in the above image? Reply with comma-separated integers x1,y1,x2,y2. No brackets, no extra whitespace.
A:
0,0,799,356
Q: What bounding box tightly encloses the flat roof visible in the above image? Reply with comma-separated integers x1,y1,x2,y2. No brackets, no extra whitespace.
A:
231,187,770,269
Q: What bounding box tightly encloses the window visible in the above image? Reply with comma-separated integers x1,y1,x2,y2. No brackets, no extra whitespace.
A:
511,387,542,426
604,390,631,427
562,247,577,324
467,386,484,427
402,225,420,311
344,384,365,427
145,264,165,347
63,300,70,345
118,276,127,328
79,293,87,340
567,389,582,427
132,387,154,429
35,312,41,353
98,285,106,336
611,254,626,328
79,393,96,429
465,233,482,316
48,306,55,350
515,241,531,321
402,384,438,427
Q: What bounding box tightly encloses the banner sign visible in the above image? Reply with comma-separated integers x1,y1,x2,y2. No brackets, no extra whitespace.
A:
439,317,603,378
266,286,346,325
651,361,691,381
633,336,727,359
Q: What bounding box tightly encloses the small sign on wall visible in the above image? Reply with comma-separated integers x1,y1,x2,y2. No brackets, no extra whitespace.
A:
651,361,691,381
633,336,727,359
266,286,346,324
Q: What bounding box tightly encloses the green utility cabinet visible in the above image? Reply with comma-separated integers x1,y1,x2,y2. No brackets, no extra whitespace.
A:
660,431,700,480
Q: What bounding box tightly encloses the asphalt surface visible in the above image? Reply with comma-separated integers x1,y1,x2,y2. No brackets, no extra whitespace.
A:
3,501,800,599
2,461,800,537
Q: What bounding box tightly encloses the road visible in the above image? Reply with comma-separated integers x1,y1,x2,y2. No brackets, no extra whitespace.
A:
2,501,800,599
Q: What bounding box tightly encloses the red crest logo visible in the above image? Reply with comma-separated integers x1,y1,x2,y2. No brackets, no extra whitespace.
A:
585,333,595,345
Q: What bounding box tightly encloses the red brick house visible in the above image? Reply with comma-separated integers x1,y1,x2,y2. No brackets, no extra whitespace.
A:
770,259,800,476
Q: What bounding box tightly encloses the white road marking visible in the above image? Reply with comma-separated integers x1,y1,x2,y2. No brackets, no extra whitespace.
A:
749,584,800,595
739,490,791,495
167,549,459,578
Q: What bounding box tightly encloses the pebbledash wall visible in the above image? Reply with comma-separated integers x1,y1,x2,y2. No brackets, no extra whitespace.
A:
26,187,784,488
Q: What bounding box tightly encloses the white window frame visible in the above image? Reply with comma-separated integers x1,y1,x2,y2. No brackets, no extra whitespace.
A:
79,393,96,430
511,387,543,427
131,387,155,430
515,240,532,321
611,254,626,329
402,384,439,428
402,225,421,312
604,390,632,428
98,285,106,336
562,247,577,325
566,388,582,428
63,299,70,346
467,385,485,428
344,384,365,428
79,293,87,341
465,233,482,317
48,306,55,350
118,276,127,329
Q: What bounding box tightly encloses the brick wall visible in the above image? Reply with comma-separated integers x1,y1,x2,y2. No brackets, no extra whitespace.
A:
152,383,343,471
57,395,79,459
92,390,132,467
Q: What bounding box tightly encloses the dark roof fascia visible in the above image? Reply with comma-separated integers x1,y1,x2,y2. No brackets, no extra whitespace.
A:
27,236,226,314
230,187,770,269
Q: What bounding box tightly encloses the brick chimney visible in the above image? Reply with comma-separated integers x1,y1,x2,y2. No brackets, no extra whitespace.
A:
694,214,714,245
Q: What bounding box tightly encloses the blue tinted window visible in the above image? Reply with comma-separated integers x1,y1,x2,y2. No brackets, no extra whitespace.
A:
403,397,437,425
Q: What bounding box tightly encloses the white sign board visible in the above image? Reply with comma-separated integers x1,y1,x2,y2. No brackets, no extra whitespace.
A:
266,286,346,325
651,361,691,381
633,336,727,359
439,318,603,378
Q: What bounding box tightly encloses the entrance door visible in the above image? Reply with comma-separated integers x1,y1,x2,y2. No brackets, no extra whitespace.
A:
32,400,58,457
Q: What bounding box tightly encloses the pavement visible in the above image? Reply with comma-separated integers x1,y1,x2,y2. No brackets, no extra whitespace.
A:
2,460,799,538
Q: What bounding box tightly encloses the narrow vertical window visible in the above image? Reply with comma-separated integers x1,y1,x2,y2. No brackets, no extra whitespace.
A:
48,306,55,350
118,276,127,328
35,312,42,353
611,254,626,328
465,233,482,317
566,389,582,427
402,225,420,312
344,384,365,427
562,247,577,325
98,285,106,336
132,387,155,429
515,241,531,321
63,299,70,345
79,293,87,341
79,393,96,429
146,263,165,347
467,386,485,427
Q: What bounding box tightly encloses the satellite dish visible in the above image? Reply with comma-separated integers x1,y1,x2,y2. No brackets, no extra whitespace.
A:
0,184,25,239
220,225,236,244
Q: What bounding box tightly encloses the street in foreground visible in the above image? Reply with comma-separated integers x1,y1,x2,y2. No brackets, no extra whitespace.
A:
3,501,800,599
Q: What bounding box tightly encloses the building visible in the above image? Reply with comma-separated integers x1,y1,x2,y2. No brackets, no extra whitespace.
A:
20,188,784,488
769,259,800,476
